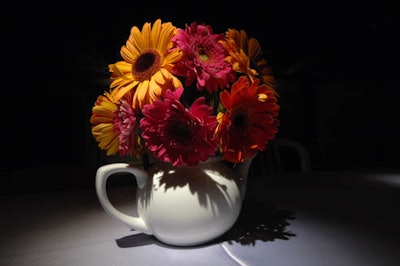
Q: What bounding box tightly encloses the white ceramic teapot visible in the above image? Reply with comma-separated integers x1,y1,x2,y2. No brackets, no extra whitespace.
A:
95,156,254,246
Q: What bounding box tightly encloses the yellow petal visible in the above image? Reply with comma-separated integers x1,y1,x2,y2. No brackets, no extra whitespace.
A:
141,21,152,48
112,81,137,101
151,19,162,48
149,78,162,100
134,80,150,108
153,70,166,85
129,25,145,51
120,45,136,63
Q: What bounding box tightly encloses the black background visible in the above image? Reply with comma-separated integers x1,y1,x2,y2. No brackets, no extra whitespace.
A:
2,2,398,194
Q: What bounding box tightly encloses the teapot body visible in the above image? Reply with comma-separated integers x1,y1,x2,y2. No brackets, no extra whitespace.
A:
96,156,253,246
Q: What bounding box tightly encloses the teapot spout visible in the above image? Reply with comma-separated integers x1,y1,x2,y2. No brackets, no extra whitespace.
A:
233,154,256,198
234,154,256,180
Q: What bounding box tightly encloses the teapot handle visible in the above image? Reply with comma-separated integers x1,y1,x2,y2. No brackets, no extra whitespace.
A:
95,163,152,234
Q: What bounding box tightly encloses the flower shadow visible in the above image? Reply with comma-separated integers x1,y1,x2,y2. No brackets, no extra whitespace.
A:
139,161,241,215
217,201,297,246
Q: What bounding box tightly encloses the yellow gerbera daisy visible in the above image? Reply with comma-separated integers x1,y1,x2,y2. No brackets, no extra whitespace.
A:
220,29,277,93
108,19,183,110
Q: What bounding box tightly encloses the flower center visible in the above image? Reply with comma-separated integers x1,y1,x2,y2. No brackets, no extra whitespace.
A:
233,113,246,129
132,49,161,81
195,46,209,61
199,53,209,61
169,121,194,143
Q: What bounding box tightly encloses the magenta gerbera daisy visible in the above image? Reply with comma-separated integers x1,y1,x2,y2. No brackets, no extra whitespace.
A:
139,88,218,166
171,22,236,93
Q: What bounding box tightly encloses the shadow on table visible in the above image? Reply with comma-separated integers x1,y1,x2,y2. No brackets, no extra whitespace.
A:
115,201,296,248
219,201,296,246
116,232,158,248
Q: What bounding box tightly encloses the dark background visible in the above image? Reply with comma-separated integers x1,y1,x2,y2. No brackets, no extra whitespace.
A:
2,2,398,194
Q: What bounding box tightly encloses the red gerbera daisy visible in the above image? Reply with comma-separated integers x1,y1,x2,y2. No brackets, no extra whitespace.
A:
140,88,218,166
215,76,280,163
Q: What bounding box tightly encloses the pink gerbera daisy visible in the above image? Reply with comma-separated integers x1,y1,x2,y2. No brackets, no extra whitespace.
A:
171,22,236,94
140,88,218,166
90,90,143,158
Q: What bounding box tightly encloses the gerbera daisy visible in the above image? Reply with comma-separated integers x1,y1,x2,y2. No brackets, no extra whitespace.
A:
171,21,236,94
220,29,277,93
90,90,143,158
215,76,280,163
140,88,217,167
108,19,183,110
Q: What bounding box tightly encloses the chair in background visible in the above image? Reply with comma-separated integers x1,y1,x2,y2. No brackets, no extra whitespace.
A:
253,138,311,177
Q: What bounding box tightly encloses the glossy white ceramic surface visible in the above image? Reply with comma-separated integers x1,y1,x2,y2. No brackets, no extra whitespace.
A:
95,157,253,246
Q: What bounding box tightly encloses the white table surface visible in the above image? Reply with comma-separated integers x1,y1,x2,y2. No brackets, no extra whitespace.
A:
1,170,399,266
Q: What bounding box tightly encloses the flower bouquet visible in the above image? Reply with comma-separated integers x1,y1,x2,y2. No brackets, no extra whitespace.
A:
90,19,280,167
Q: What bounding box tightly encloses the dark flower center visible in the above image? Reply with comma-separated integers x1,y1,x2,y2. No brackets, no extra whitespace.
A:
132,50,160,81
135,52,155,72
233,113,246,128
170,121,194,142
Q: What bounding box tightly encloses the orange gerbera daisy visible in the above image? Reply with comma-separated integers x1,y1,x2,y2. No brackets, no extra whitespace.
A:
108,19,183,110
220,29,277,93
215,76,280,163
